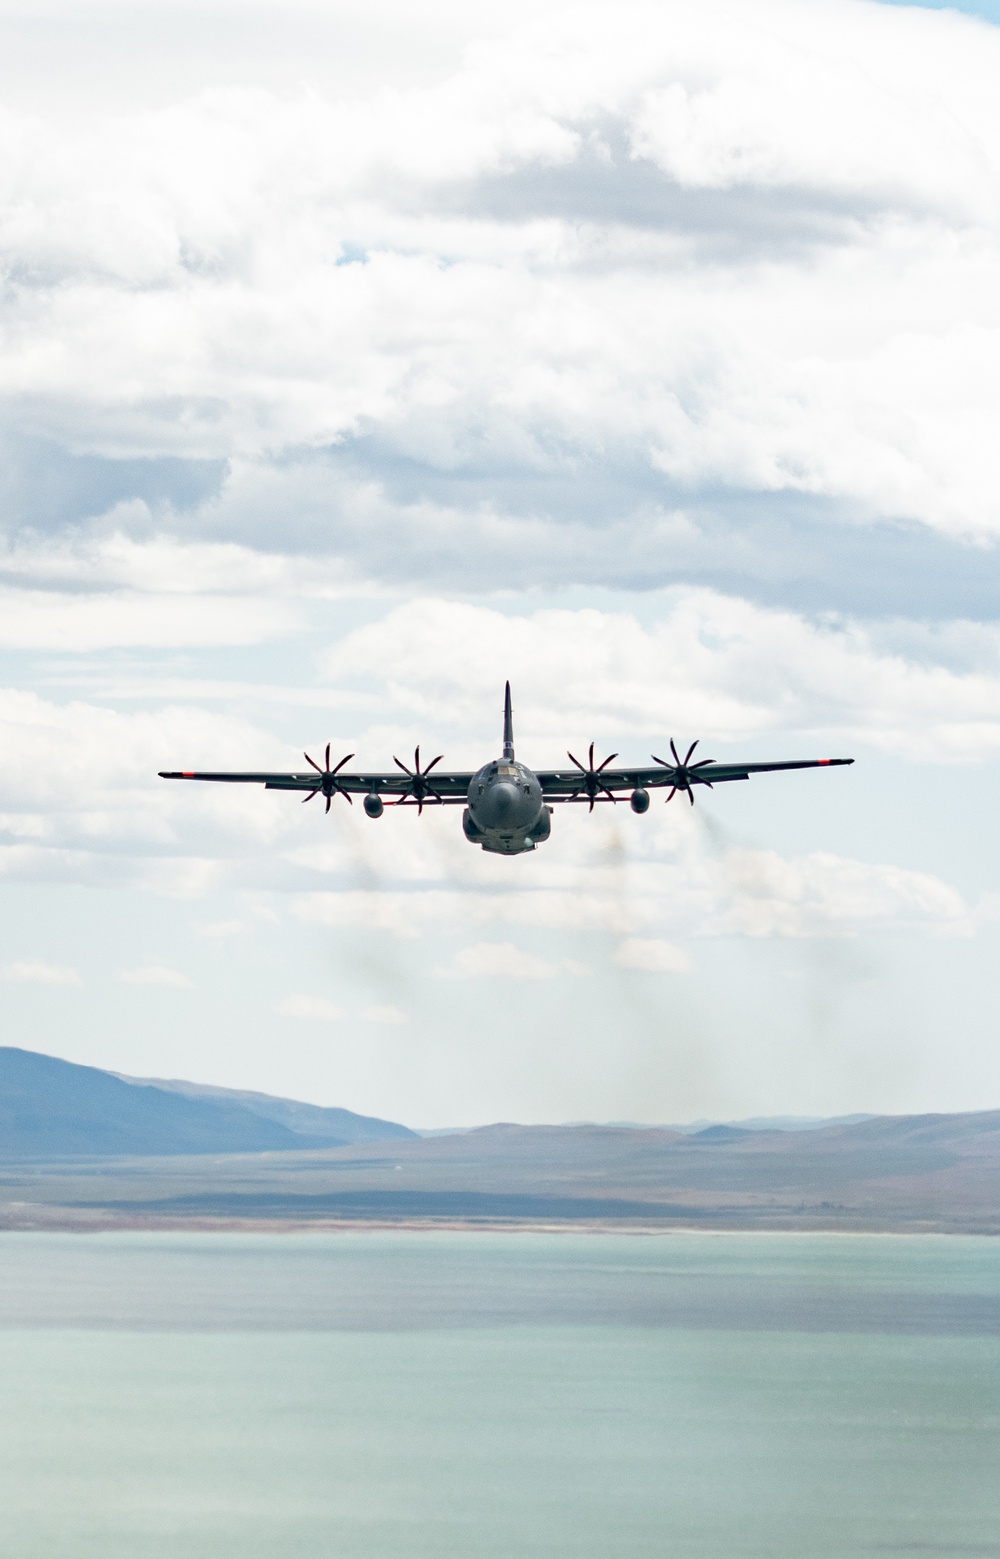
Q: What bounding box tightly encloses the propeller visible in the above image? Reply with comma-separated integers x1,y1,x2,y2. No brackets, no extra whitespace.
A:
567,742,619,812
651,739,715,806
302,743,356,813
393,746,445,814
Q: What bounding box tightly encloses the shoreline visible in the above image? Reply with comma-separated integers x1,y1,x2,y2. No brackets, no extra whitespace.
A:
1,1210,996,1237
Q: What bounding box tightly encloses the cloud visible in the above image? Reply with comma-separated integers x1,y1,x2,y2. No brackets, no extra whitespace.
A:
362,1004,409,1024
1,960,82,985
323,593,1000,761
0,686,311,882
118,964,193,987
277,993,345,1021
0,587,295,651
439,941,557,979
165,455,1000,613
624,4,990,207
298,890,638,939
291,809,971,943
0,525,311,651
438,940,593,978
719,848,971,938
613,938,693,972
1,0,1000,566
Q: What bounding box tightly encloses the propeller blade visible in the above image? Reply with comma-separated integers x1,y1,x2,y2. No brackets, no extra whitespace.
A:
325,742,331,770
393,756,414,776
567,751,587,773
665,787,677,803
422,754,444,776
588,742,595,769
596,752,619,772
687,788,695,806
305,752,323,773
599,785,618,804
325,795,332,814
414,746,421,773
684,740,699,766
335,786,354,805
331,752,355,775
302,790,318,803
651,754,673,770
670,738,681,766
588,795,596,813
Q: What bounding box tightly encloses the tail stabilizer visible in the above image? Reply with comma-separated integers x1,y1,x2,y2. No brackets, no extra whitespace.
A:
503,681,514,760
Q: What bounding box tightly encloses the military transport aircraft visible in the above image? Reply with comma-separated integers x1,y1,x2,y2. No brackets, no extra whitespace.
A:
160,683,853,856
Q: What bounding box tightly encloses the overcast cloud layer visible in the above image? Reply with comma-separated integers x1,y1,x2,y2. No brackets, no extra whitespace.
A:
2,0,1000,1124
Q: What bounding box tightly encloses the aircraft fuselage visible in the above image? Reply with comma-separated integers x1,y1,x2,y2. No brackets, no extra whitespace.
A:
463,758,550,855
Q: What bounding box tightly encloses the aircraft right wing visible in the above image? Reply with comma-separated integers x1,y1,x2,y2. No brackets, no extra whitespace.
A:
536,753,854,805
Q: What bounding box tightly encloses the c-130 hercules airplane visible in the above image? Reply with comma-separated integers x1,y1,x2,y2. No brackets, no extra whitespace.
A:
161,683,853,856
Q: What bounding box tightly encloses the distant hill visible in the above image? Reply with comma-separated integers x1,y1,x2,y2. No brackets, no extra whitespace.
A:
114,1072,416,1148
3,1100,1000,1232
0,1047,416,1160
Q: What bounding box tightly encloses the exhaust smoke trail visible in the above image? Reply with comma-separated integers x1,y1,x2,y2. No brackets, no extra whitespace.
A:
694,803,907,1110
585,812,724,1121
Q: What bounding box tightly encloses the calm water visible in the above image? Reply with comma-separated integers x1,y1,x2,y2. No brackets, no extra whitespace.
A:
0,1232,997,1558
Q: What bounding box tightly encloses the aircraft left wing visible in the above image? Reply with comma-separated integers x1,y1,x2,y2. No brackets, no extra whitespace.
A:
159,749,475,808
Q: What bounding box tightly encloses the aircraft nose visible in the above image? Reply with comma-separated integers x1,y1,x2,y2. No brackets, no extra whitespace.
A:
490,781,520,819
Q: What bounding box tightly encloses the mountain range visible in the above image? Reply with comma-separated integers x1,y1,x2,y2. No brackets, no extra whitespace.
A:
2,1046,998,1233
0,1046,415,1158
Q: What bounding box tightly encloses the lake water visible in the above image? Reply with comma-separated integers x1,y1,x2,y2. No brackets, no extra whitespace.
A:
0,1231,997,1557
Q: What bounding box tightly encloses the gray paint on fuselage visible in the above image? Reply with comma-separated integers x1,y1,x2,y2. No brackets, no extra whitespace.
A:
464,759,550,854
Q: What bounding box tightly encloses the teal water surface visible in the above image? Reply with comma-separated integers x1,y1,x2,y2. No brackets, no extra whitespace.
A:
0,1232,997,1558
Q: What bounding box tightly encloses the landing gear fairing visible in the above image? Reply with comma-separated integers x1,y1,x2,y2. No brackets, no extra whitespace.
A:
160,683,853,856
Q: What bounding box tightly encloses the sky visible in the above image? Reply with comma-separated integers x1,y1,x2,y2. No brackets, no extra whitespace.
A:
2,0,1000,1128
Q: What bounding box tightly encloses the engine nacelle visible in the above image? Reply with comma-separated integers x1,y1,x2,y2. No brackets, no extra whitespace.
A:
364,792,384,818
630,788,650,814
528,805,552,842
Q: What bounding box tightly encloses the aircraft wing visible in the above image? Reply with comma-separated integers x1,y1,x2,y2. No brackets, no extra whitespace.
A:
158,766,475,803
537,757,854,801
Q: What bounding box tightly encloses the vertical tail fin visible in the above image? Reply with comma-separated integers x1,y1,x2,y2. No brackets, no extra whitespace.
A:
503,681,514,760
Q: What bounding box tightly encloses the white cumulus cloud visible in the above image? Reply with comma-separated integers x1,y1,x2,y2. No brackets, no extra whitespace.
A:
613,938,693,972
439,941,558,980
1,960,82,985
1,0,1000,547
323,593,1000,761
719,849,971,939
118,964,193,987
